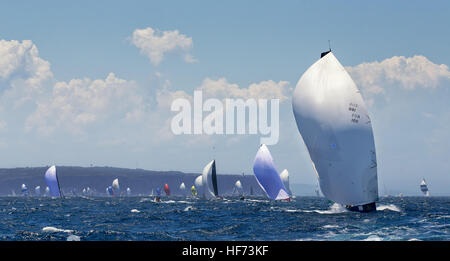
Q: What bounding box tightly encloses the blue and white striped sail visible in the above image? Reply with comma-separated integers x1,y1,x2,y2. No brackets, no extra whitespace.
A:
292,51,378,206
45,165,61,197
252,144,290,200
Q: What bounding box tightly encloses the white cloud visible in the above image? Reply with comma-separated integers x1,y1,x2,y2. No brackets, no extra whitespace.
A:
199,77,291,101
346,55,450,95
131,27,195,66
0,39,52,89
25,73,145,136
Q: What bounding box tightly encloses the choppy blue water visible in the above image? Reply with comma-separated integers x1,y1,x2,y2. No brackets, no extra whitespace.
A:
0,196,448,241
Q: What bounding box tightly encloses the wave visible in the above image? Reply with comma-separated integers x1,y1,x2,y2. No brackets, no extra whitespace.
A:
184,206,195,211
314,203,348,214
67,234,81,241
363,235,382,241
42,226,74,233
377,204,401,212
130,209,140,213
322,225,339,229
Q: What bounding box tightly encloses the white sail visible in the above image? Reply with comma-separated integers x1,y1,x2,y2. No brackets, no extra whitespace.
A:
234,180,243,196
279,169,291,196
292,51,378,206
45,186,50,196
112,178,120,195
21,184,28,195
194,175,203,197
45,166,61,197
179,182,186,196
35,186,41,196
126,187,131,196
420,178,429,196
202,160,216,199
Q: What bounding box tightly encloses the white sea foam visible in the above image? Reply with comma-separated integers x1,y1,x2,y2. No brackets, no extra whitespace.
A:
377,204,401,212
245,199,270,203
67,234,81,241
322,225,339,229
363,235,382,241
131,209,140,213
284,209,302,213
184,206,195,211
314,203,348,214
42,226,74,233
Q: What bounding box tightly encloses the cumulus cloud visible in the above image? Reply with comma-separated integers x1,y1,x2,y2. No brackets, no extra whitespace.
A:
0,39,52,89
199,77,291,101
25,73,145,136
346,55,450,95
131,27,196,66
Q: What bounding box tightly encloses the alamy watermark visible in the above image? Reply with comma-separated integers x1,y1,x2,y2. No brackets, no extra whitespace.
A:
170,91,280,145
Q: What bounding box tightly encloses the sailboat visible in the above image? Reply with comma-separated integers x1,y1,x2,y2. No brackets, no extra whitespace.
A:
191,185,198,196
21,184,29,196
252,144,290,201
201,160,219,199
155,187,161,202
106,186,114,196
45,166,62,198
420,178,429,196
112,178,120,196
179,182,186,196
45,186,50,196
292,50,378,212
279,169,292,196
164,184,170,196
35,186,41,196
233,180,244,199
126,187,131,196
194,175,203,197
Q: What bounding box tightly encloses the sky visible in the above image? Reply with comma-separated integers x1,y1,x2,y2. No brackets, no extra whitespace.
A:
0,1,449,195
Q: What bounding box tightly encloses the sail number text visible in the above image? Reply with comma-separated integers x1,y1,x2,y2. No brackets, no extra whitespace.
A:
349,102,360,123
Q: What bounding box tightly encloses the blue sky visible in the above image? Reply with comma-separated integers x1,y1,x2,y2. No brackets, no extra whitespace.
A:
0,1,449,195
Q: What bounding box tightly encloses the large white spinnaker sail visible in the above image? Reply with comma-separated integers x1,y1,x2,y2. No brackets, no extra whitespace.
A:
252,144,290,200
202,160,218,199
292,51,378,210
279,169,292,196
45,165,62,197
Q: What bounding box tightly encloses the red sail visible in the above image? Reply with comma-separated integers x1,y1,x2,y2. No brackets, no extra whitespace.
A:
164,184,170,196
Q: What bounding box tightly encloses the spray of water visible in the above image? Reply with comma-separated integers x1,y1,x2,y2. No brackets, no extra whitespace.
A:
376,204,401,212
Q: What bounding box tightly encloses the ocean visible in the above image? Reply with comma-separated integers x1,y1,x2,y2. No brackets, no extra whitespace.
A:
0,196,448,241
